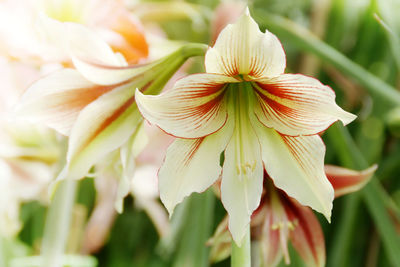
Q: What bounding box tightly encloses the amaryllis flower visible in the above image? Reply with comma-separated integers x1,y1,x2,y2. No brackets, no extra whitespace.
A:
15,22,205,200
0,0,148,64
208,165,377,267
135,9,356,244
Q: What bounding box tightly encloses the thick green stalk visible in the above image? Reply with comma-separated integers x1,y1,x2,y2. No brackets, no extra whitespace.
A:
252,10,400,107
145,57,186,96
327,123,400,267
41,178,77,267
145,43,207,96
179,43,208,59
231,225,251,267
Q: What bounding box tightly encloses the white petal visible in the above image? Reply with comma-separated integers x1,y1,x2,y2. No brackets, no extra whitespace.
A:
205,10,285,78
15,69,113,135
252,119,334,220
35,14,69,61
67,22,123,66
64,82,142,180
253,74,356,136
159,117,234,215
221,122,263,245
136,73,238,138
66,22,152,85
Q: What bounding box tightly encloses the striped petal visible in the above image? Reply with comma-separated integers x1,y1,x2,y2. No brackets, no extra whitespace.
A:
261,204,286,267
15,69,114,135
67,22,153,85
251,116,334,220
61,82,142,180
221,121,263,245
253,74,356,136
39,16,150,85
287,199,325,267
159,117,234,215
205,9,285,78
325,164,377,198
136,74,238,139
252,239,283,267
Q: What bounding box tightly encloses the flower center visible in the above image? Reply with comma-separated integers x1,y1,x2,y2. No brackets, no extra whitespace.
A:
227,82,258,180
271,220,298,231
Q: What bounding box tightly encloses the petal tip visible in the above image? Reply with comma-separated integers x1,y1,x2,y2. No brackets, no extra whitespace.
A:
230,230,244,247
114,200,123,214
368,164,379,173
161,199,176,219
134,87,143,97
134,88,147,110
244,6,250,16
325,213,332,223
325,192,334,223
339,110,357,125
227,214,250,247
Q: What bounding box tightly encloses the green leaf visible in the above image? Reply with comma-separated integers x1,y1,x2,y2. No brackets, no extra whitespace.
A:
172,190,215,267
327,123,400,267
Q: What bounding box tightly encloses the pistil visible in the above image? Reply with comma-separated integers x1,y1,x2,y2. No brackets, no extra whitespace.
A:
228,82,257,181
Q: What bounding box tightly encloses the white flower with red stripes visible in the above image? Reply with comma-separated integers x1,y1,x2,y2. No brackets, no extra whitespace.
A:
135,9,356,245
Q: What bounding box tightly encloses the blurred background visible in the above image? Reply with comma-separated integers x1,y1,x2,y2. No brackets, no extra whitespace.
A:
0,0,399,266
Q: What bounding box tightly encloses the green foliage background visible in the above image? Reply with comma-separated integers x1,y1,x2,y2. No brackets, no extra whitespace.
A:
4,0,400,266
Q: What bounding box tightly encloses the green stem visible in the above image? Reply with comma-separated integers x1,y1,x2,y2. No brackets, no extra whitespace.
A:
145,43,207,96
231,225,251,267
41,178,77,267
179,43,208,58
145,57,186,95
252,10,400,107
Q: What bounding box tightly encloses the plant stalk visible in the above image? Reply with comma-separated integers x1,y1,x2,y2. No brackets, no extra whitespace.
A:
41,178,77,267
231,225,251,267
